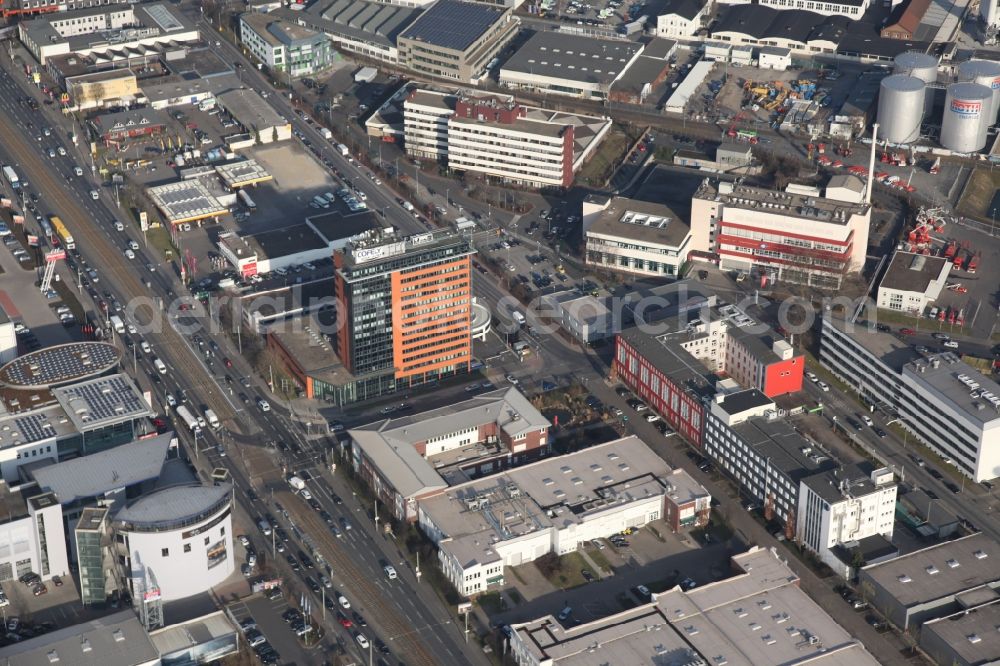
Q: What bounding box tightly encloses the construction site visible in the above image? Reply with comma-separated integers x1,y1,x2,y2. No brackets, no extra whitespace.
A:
700,63,863,140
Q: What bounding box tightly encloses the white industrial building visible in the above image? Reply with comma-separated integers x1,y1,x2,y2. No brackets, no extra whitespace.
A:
759,46,792,70
690,179,872,290
655,0,707,39
583,196,693,278
18,2,200,65
508,546,881,666
113,482,234,601
876,251,951,314
418,436,708,596
726,0,870,18
402,88,612,188
797,464,897,578
821,316,1000,482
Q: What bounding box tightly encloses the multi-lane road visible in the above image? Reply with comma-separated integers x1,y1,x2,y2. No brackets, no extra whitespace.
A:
0,48,482,666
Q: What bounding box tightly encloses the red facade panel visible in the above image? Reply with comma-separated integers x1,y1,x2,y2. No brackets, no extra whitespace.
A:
762,357,804,397
613,336,704,448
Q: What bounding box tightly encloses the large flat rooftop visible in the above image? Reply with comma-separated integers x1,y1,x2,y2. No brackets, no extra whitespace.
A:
823,316,921,373
861,533,1000,607
696,179,869,225
306,210,381,247
501,31,642,85
921,599,1000,665
0,610,158,666
421,436,680,568
247,224,328,261
586,196,691,248
880,251,949,294
903,352,1000,425
513,546,879,666
731,413,832,479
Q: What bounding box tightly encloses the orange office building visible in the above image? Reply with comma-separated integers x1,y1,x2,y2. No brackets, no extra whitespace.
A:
333,230,474,396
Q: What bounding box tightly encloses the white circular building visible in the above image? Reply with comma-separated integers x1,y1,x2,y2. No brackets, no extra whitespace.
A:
114,483,234,601
471,300,492,342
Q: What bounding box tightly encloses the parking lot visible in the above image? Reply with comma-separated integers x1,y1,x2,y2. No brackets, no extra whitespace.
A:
228,593,324,666
0,216,77,349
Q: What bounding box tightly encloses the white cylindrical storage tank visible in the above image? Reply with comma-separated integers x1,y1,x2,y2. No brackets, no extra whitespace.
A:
941,82,992,153
958,59,1000,126
894,51,939,83
878,75,925,143
895,51,938,116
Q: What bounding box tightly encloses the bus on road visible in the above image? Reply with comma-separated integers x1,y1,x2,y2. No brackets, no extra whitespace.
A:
2,166,19,189
50,216,74,250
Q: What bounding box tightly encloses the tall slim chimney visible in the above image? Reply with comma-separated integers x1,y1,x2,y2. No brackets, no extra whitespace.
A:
866,123,879,204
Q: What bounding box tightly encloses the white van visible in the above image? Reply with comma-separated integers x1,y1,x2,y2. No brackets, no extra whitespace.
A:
153,358,167,374
140,340,152,354
512,311,526,326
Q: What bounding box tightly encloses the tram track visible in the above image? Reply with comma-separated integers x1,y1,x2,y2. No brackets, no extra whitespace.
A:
0,112,237,422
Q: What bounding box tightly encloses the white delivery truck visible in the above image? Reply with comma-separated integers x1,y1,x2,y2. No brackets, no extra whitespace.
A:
512,310,526,326
153,358,167,374
176,405,201,434
205,409,220,430
109,315,125,334
288,475,312,499
337,144,349,157
321,128,333,140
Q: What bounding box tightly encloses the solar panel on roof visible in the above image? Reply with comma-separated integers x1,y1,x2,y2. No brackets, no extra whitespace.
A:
0,343,120,388
401,0,503,52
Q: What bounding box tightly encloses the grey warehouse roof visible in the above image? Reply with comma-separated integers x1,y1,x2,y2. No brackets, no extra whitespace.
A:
277,0,421,49
31,433,172,503
399,0,506,52
861,533,1000,608
0,610,158,666
502,31,643,85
